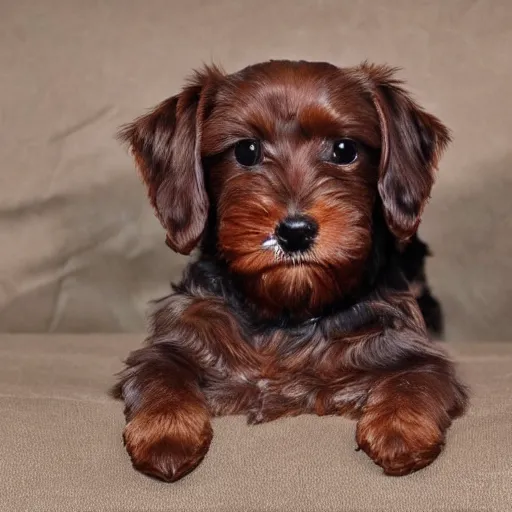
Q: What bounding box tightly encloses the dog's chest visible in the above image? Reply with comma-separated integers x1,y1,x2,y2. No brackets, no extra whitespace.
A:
205,325,352,418
250,326,340,376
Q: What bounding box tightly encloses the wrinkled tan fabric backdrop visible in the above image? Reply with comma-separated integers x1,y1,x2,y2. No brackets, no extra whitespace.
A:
1,0,511,340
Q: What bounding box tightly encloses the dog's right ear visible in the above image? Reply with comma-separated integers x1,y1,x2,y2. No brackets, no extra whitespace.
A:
118,67,222,254
356,63,451,241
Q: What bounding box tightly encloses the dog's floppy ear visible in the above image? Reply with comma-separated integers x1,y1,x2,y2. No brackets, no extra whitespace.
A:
359,63,451,240
118,67,221,254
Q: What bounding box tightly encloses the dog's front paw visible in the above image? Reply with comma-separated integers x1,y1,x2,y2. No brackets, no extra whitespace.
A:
123,406,213,482
356,406,445,476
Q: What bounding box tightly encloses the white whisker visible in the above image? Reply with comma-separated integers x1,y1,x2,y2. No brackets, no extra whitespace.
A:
262,238,278,249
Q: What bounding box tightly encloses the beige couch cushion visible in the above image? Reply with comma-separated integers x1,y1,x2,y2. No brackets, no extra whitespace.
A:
1,1,512,340
1,335,510,511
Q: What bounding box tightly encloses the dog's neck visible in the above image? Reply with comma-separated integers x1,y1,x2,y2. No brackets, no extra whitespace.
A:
186,220,403,332
188,201,406,330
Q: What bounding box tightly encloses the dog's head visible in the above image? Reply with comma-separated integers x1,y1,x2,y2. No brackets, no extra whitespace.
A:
120,60,450,317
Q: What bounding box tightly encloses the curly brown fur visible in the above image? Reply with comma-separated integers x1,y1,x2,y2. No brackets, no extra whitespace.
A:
115,60,467,482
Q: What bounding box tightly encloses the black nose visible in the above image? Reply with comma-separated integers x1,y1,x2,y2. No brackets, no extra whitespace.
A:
275,215,318,253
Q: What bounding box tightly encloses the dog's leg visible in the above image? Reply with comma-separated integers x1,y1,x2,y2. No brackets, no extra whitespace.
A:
355,356,467,476
115,343,212,482
114,294,259,482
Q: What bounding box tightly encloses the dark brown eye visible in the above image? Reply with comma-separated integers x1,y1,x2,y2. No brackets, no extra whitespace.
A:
234,139,262,167
330,139,358,165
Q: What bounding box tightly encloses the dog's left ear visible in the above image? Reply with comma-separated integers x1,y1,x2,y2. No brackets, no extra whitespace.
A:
358,63,451,240
118,66,222,254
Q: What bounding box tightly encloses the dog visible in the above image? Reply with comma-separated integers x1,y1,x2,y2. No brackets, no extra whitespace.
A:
115,60,467,482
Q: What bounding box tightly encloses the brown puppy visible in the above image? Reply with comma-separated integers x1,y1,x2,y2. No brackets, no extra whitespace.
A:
115,60,467,482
